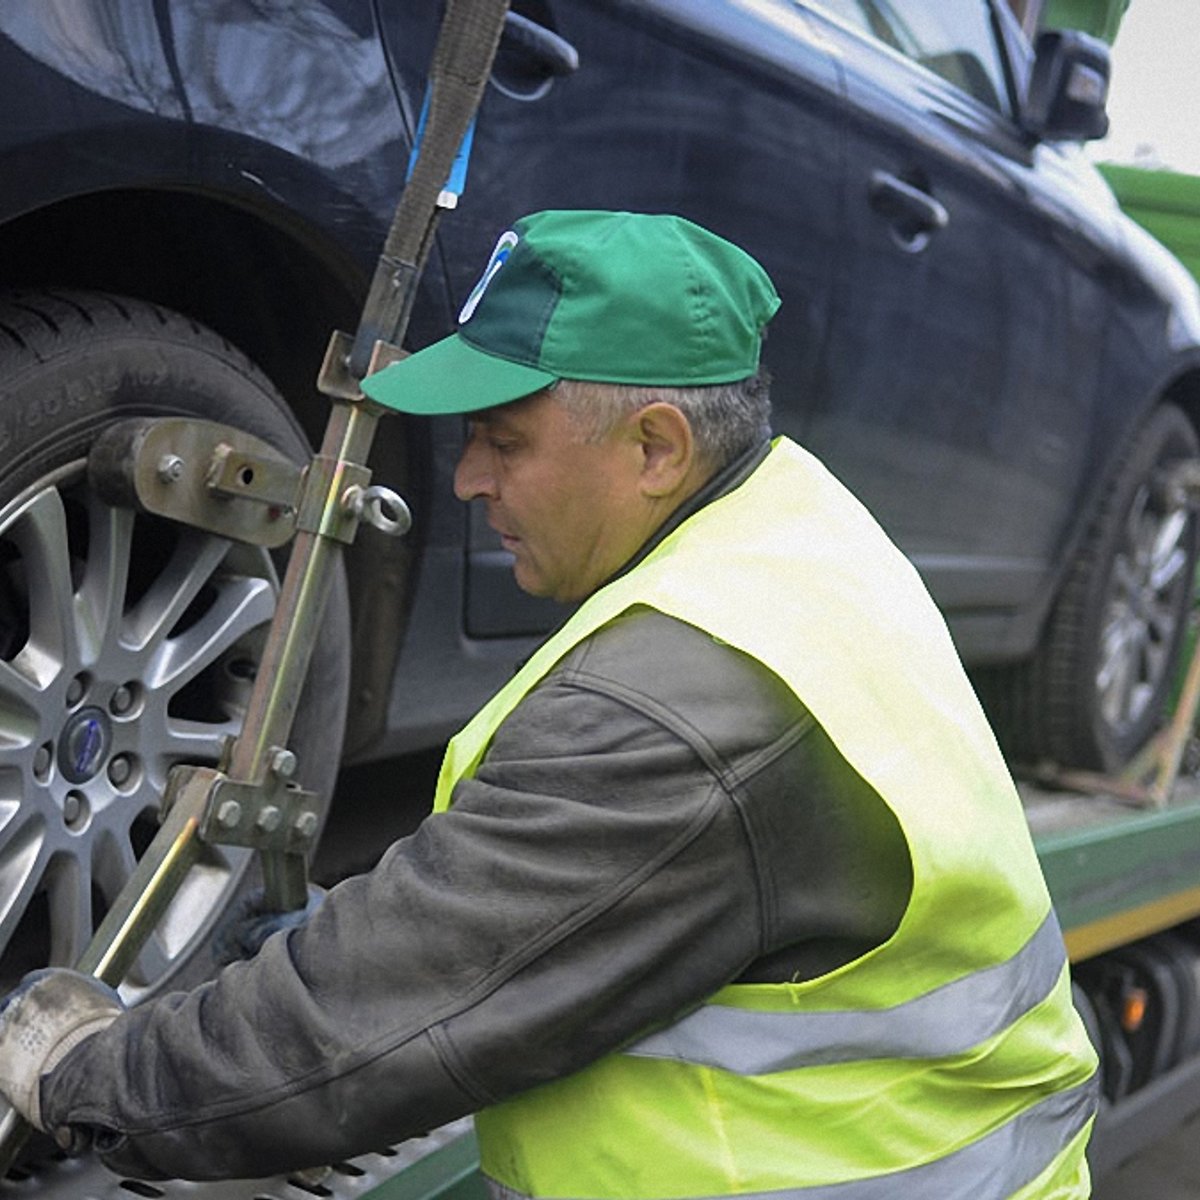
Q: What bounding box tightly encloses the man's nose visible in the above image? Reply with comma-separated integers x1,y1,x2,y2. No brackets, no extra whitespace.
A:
454,440,495,501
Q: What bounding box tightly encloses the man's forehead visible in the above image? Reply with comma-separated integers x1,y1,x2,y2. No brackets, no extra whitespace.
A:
468,388,559,427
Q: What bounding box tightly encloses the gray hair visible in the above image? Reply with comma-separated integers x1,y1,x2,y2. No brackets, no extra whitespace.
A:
553,368,772,470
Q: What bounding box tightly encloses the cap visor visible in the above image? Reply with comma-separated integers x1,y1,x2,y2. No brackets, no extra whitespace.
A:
361,334,556,415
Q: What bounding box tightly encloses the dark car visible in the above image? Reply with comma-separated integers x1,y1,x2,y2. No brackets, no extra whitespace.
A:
0,0,1196,999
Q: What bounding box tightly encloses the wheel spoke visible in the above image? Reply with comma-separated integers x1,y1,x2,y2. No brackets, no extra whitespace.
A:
0,804,50,956
77,496,135,663
10,488,78,687
45,854,93,968
89,828,175,987
111,838,245,994
1149,545,1188,596
1109,553,1140,602
1098,617,1138,723
1127,680,1154,725
0,658,45,751
160,718,241,767
121,532,233,654
1124,484,1151,548
1148,503,1190,593
144,575,275,694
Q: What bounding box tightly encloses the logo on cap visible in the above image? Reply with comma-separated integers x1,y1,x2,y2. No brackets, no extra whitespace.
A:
459,230,519,324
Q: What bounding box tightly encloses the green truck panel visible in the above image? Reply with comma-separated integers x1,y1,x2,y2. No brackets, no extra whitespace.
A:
1102,163,1200,285
1042,0,1130,42
1029,783,1200,959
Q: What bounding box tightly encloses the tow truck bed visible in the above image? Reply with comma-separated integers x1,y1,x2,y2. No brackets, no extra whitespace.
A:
21,778,1200,1195
23,1121,481,1200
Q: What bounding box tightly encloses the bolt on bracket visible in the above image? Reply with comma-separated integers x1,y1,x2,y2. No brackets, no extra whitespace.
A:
161,761,322,855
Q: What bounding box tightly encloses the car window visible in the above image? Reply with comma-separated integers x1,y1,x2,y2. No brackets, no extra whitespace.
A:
811,0,1012,115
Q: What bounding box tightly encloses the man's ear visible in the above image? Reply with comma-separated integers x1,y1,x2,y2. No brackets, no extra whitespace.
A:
634,402,697,498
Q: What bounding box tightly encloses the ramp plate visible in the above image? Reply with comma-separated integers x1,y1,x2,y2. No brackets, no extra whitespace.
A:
7,1120,474,1200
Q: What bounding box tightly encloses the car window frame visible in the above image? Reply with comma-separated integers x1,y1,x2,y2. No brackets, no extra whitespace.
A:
803,0,1028,136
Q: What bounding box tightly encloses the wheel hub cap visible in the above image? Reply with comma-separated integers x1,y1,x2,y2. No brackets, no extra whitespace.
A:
58,707,112,784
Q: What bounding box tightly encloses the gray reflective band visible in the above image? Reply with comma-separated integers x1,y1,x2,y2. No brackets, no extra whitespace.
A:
482,1075,1098,1200
625,910,1066,1072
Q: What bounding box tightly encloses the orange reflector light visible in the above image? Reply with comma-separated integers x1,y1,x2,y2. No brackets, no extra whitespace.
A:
1121,987,1149,1032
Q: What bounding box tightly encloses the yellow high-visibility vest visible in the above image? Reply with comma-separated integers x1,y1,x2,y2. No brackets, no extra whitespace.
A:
434,438,1098,1199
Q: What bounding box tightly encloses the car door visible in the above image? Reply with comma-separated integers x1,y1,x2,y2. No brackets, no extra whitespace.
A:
800,0,1113,659
381,0,846,639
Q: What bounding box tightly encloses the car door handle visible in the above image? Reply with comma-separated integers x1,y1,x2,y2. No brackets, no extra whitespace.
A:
502,11,580,78
868,170,949,251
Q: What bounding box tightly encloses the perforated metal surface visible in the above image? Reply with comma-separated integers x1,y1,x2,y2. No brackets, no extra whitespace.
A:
7,1120,473,1200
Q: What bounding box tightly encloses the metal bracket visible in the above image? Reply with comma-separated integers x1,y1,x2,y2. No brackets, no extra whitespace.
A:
162,756,322,856
88,410,414,548
317,329,407,402
295,455,373,543
206,440,303,510
89,418,302,548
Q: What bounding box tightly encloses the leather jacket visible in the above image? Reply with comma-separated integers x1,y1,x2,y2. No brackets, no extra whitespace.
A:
41,444,913,1180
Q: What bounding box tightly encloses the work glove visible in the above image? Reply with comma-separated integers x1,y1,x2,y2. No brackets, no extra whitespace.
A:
0,968,123,1135
211,883,325,966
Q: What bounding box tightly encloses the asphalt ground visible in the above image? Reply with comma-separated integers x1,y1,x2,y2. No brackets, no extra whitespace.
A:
1093,1108,1200,1198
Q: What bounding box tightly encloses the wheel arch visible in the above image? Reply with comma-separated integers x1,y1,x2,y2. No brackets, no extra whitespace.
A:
0,187,432,758
1006,365,1200,663
0,187,364,444
1161,367,1200,444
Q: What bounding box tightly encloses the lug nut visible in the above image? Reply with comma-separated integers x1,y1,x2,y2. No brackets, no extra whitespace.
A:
62,791,84,828
33,743,52,781
110,685,135,716
107,754,133,787
65,675,86,707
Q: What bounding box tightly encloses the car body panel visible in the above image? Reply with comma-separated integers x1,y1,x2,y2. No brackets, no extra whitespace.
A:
802,4,1118,658
0,0,1196,754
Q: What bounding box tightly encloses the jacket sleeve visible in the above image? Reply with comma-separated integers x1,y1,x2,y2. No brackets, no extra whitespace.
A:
39,624,798,1180
40,612,910,1182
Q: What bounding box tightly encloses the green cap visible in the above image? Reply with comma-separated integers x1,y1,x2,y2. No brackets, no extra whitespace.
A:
360,209,781,415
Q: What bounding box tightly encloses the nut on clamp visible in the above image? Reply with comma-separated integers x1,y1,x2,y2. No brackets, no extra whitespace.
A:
162,749,323,860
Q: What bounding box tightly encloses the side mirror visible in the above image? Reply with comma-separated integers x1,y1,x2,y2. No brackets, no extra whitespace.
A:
1022,29,1111,142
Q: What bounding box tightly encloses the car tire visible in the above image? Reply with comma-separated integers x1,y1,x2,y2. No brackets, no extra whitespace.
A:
990,403,1199,773
0,289,350,1001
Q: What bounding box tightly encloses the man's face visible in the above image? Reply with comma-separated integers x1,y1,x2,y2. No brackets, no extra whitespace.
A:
453,389,657,603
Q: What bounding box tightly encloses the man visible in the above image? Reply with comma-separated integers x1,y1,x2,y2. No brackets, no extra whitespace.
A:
0,210,1097,1196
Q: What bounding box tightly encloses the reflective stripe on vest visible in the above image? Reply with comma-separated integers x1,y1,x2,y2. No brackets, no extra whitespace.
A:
438,440,1098,1199
624,909,1067,1072
485,1078,1098,1200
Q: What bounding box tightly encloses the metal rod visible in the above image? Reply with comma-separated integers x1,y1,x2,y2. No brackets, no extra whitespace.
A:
233,401,381,910
77,799,208,983
228,402,379,783
0,1,510,1174
0,772,211,1176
